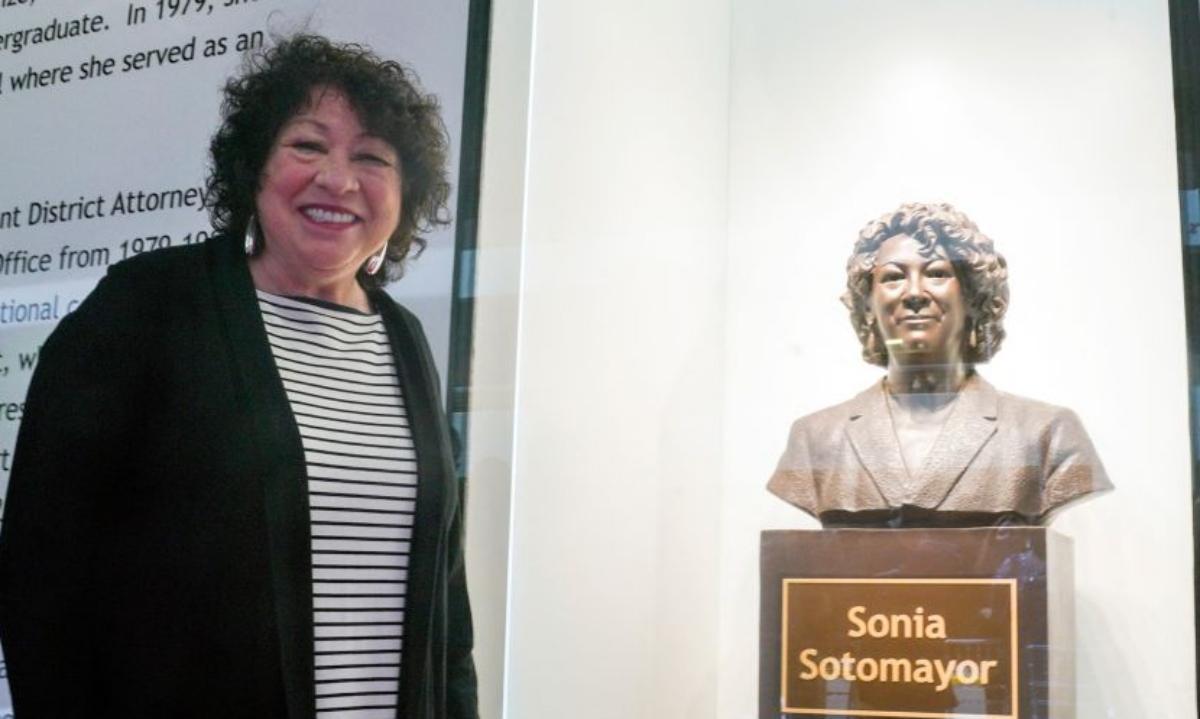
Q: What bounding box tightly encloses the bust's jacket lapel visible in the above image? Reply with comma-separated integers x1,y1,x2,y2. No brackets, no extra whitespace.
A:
843,380,910,507
910,373,999,508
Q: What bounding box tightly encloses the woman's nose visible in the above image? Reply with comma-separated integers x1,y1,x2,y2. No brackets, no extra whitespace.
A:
315,156,360,194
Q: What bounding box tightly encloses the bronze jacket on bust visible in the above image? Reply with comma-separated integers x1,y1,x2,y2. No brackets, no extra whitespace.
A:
768,373,1112,527
0,234,477,719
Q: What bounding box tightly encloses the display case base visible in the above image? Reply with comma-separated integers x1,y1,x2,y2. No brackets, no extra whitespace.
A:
760,528,1073,719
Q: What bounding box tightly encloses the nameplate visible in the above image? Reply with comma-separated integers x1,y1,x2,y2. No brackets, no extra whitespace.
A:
780,578,1017,718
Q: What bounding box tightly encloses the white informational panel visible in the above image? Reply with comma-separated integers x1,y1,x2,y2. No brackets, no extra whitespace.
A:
0,0,470,712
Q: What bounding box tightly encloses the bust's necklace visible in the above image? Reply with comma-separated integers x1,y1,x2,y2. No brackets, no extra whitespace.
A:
884,380,962,483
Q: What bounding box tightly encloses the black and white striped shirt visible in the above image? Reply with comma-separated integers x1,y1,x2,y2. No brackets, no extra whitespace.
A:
258,290,416,719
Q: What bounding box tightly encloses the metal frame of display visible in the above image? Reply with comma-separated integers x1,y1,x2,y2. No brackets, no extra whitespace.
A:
447,0,493,481
1167,1,1200,714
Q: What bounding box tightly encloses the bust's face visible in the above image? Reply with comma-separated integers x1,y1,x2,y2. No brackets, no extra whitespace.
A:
869,234,967,366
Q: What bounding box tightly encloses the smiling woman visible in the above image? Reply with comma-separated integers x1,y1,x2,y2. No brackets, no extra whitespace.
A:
0,34,477,719
208,35,451,294
767,202,1113,527
251,88,404,310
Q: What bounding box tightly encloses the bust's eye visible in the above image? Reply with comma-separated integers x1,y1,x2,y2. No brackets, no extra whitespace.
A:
925,264,953,279
879,269,904,284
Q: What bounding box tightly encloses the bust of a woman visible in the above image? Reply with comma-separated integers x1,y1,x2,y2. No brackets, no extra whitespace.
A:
768,202,1112,528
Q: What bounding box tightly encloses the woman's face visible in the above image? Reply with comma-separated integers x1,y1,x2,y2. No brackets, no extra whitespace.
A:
868,234,968,367
254,87,402,290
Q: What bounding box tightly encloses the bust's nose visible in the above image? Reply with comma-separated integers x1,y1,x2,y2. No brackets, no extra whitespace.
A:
901,291,931,312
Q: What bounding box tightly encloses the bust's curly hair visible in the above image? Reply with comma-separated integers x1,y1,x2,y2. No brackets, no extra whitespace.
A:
206,34,450,287
841,202,1009,367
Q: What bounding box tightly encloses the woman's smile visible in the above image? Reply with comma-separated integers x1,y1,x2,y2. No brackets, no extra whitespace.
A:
300,204,360,226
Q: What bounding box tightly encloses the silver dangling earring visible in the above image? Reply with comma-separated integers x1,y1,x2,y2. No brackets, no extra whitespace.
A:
364,245,387,276
244,214,258,256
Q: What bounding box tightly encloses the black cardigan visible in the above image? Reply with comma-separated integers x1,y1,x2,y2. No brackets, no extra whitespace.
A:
0,234,478,718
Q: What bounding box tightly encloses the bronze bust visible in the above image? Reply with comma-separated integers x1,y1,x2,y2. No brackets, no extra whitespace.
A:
768,202,1112,528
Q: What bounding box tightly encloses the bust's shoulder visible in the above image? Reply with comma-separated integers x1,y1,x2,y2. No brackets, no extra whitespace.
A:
787,380,883,437
991,385,1080,426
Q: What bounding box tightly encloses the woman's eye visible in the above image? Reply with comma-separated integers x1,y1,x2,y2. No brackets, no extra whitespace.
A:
290,140,325,153
356,153,394,167
880,272,904,284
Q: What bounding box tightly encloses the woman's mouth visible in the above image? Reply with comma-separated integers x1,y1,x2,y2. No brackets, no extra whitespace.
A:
302,206,359,224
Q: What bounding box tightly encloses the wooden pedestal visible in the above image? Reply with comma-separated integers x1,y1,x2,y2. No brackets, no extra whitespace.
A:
760,528,1073,719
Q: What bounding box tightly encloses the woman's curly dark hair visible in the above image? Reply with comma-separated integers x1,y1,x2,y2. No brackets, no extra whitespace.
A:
206,34,451,287
841,202,1009,367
